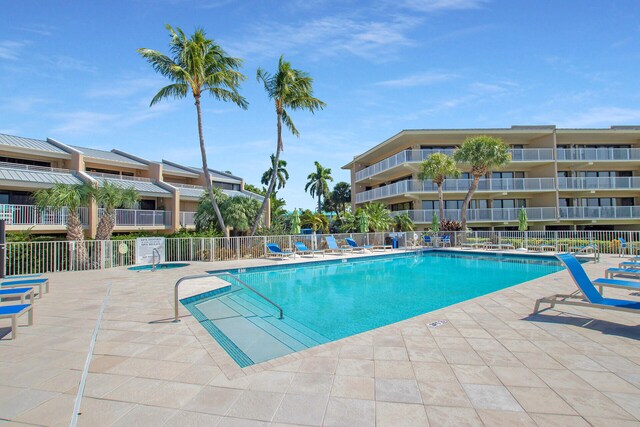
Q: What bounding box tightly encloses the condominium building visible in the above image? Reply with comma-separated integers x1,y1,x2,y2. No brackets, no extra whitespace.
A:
0,133,267,237
343,126,640,231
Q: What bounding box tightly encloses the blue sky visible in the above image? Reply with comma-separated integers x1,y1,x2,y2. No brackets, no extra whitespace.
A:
1,1,639,210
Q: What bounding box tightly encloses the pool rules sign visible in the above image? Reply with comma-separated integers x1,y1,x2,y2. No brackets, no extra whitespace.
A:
135,237,166,265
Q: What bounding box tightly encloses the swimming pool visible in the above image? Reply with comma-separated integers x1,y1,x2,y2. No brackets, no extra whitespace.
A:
128,262,190,271
183,251,564,366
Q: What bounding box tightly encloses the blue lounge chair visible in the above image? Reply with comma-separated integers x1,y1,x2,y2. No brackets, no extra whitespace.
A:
423,235,433,247
345,238,373,252
441,235,451,247
619,261,640,269
533,253,640,314
0,304,33,339
325,236,352,255
294,241,324,258
0,278,49,299
265,243,294,260
605,267,640,280
0,288,35,303
592,278,640,296
618,237,640,256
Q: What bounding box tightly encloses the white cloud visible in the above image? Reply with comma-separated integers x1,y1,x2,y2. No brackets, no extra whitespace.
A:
397,0,488,12
375,72,457,88
15,24,56,36
86,77,165,98
0,96,53,113
554,107,640,128
0,40,28,60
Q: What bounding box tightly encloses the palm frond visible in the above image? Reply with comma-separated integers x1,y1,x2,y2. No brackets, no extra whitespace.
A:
281,109,299,137
150,83,189,106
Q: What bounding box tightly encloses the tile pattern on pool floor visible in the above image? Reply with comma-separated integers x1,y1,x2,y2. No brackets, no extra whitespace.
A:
0,249,639,426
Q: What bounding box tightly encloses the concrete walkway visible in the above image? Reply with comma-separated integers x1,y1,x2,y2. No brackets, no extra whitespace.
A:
0,251,639,426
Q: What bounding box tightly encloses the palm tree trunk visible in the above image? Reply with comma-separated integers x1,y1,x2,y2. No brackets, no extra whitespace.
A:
460,176,480,232
67,210,89,268
437,182,444,223
317,191,321,213
195,96,228,238
95,208,113,241
250,109,283,236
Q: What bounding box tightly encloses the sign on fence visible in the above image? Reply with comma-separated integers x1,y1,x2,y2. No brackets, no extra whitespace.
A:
135,237,165,264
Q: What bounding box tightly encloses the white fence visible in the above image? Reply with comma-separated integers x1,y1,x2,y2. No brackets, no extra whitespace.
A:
98,209,172,227
5,230,640,275
0,205,88,226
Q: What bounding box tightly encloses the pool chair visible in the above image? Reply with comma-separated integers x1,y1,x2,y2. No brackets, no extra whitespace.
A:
440,235,452,247
618,237,640,256
605,267,640,280
423,235,433,247
0,288,35,304
533,253,640,314
265,243,294,260
0,278,49,299
619,260,640,269
294,241,324,258
591,277,640,296
0,303,33,339
324,236,352,255
345,237,373,252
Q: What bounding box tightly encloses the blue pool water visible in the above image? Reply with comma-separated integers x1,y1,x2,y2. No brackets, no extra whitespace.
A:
184,251,565,366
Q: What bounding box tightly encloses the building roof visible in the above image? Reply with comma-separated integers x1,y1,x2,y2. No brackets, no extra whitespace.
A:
0,166,82,186
90,176,171,197
176,185,263,201
161,160,200,177
0,133,68,154
72,146,147,167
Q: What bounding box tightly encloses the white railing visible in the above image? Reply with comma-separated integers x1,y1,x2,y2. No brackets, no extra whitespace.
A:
0,161,72,174
180,211,196,226
559,206,640,219
557,177,640,190
88,172,152,182
557,148,640,161
0,204,88,226
98,208,172,226
356,178,556,203
355,148,555,181
6,230,640,275
395,208,557,223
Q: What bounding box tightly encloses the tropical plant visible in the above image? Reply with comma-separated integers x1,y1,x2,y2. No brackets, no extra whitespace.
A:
440,219,463,231
355,208,369,233
94,182,139,240
305,161,333,212
418,153,460,222
138,24,248,238
430,213,440,232
453,136,511,231
251,56,326,235
363,203,393,232
33,183,92,242
300,209,329,233
261,154,289,190
221,196,261,235
328,181,351,220
518,206,528,231
194,188,227,233
395,212,414,232
338,209,356,232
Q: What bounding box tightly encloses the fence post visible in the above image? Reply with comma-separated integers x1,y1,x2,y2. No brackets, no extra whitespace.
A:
237,237,241,260
264,237,267,257
100,241,105,270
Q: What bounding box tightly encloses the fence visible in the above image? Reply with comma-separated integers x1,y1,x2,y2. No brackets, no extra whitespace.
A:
5,230,640,275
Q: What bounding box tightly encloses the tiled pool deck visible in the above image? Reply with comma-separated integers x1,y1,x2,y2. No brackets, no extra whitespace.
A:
1,250,639,426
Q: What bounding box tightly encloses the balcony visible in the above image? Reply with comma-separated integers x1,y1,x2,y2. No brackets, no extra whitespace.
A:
395,208,557,223
0,204,88,226
557,148,640,162
557,177,640,191
355,148,554,182
559,206,640,220
180,211,196,226
99,209,172,227
356,178,555,203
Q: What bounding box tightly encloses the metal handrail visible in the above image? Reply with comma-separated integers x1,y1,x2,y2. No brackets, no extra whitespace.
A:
571,244,600,263
174,271,284,322
151,248,161,272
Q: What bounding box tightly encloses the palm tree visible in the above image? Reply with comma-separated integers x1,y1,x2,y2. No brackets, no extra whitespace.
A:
300,210,329,233
363,203,394,232
395,212,414,232
261,154,289,191
329,181,351,220
305,161,333,212
94,182,139,240
453,135,511,231
138,25,248,238
418,152,460,223
251,56,326,235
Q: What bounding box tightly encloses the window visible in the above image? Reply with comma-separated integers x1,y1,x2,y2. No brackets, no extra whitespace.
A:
212,181,241,191
0,156,51,168
619,197,634,206
557,171,570,178
87,168,134,177
492,172,525,179
0,190,33,205
139,200,156,210
390,202,412,211
559,198,573,207
422,200,439,210
493,199,526,209
389,175,412,184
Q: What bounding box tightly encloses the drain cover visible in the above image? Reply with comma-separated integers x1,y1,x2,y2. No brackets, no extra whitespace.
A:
427,320,448,328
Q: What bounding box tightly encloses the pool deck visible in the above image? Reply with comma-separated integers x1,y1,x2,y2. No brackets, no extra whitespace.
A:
0,249,639,426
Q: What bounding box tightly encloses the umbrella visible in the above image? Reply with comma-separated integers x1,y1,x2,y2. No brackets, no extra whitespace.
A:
357,210,369,233
431,213,440,232
518,207,528,231
290,209,301,234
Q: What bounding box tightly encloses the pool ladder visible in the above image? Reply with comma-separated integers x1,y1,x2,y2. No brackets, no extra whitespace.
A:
151,248,161,272
174,272,284,322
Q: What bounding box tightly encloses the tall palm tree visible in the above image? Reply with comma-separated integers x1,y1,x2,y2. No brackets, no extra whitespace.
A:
250,56,326,235
94,182,139,240
363,202,394,232
305,161,333,212
261,154,289,190
453,135,511,231
138,24,248,238
418,152,460,223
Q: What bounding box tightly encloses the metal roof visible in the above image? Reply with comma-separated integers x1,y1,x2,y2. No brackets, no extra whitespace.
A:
72,146,147,166
0,133,68,154
0,166,82,185
161,161,199,177
177,186,263,201
92,176,171,197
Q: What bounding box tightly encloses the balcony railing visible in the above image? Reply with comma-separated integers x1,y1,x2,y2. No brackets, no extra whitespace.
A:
180,211,196,226
356,178,555,203
394,208,557,223
557,148,640,161
557,176,640,190
559,206,640,219
355,148,554,181
98,208,172,226
0,204,88,226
